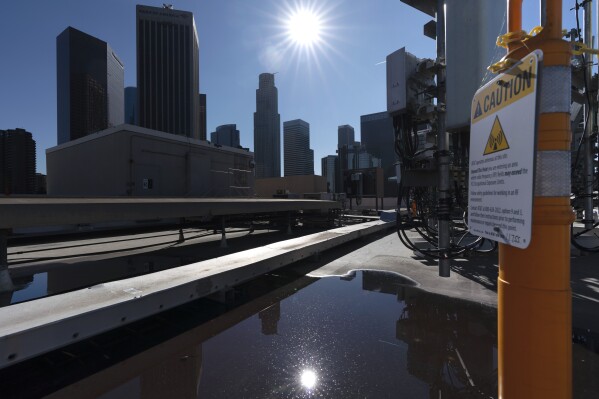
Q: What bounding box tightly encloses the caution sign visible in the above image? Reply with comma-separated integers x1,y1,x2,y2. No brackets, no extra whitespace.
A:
468,50,541,249
471,57,537,123
484,116,509,155
474,101,483,119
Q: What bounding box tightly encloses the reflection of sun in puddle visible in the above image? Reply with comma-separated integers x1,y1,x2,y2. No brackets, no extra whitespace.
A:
300,369,317,389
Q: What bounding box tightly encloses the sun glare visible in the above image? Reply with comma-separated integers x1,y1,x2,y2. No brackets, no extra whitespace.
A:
287,9,322,46
300,369,317,389
262,2,341,79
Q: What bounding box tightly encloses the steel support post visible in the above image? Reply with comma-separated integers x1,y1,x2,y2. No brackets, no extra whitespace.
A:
436,0,451,277
541,0,547,25
287,213,293,235
220,217,227,248
178,218,185,243
584,1,595,228
499,1,572,397
0,230,14,293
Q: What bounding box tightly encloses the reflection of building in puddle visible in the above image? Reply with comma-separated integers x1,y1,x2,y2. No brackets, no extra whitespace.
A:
356,270,496,396
48,343,203,399
39,276,316,398
395,286,497,397
259,302,281,335
139,346,203,399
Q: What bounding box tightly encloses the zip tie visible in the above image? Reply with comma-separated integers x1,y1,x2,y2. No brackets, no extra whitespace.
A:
572,42,599,55
487,58,519,74
495,26,544,49
488,26,543,73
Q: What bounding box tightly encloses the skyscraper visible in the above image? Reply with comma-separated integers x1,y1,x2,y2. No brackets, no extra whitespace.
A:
0,129,36,194
199,94,207,141
211,124,240,148
337,125,355,148
124,87,138,125
361,111,398,196
321,155,338,193
254,73,281,178
136,4,200,139
56,27,124,145
336,124,355,192
284,119,313,176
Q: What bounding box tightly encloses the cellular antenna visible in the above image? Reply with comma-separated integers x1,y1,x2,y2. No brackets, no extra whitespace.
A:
163,4,173,9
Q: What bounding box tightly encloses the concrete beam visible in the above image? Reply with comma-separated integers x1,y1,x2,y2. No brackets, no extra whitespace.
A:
0,198,340,229
0,220,390,369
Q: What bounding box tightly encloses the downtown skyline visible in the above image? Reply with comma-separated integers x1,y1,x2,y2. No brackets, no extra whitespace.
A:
0,1,565,175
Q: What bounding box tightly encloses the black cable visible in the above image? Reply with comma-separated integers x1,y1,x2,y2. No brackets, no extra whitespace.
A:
572,0,593,173
570,222,599,252
571,1,599,252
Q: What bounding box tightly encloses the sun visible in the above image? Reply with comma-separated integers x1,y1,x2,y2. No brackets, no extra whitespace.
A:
287,8,322,46
260,1,340,74
300,369,317,389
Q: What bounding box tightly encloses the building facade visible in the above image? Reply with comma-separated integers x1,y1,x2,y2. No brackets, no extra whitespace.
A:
255,175,327,198
360,111,398,196
254,73,281,178
337,142,381,194
57,27,124,145
124,87,138,125
338,125,355,148
46,125,254,197
136,5,200,139
199,93,207,141
321,155,338,193
284,119,313,176
0,129,36,194
211,124,240,148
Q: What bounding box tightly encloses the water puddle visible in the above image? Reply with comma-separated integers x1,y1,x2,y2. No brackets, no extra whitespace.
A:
1,269,501,398
1,266,597,398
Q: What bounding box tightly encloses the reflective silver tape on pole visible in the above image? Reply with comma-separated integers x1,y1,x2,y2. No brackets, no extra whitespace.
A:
540,66,571,114
535,151,571,196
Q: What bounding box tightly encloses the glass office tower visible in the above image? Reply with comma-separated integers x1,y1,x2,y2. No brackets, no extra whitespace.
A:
136,5,200,139
56,27,124,145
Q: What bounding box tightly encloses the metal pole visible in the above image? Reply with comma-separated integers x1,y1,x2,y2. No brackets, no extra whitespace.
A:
436,0,451,277
0,230,14,293
584,1,595,228
220,217,227,248
541,0,547,25
499,1,572,397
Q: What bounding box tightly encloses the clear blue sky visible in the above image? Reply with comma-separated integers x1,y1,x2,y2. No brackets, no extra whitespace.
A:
0,1,581,174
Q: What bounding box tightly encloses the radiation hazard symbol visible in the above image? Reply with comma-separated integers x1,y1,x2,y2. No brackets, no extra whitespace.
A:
484,116,510,155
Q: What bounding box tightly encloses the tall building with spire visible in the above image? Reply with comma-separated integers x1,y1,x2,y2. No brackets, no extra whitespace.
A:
136,4,200,139
254,73,281,178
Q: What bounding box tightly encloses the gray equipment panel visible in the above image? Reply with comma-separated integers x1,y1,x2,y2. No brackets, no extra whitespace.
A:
445,0,506,131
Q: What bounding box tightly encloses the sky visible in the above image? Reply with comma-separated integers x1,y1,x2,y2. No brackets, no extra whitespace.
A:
0,0,583,175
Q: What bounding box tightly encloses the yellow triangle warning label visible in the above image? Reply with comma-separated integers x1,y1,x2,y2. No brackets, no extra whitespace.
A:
474,101,483,119
484,116,509,155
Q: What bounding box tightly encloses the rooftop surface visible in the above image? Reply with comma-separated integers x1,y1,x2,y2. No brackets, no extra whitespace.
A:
1,223,598,397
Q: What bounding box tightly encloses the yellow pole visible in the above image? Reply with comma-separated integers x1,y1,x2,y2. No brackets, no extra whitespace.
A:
498,0,573,398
